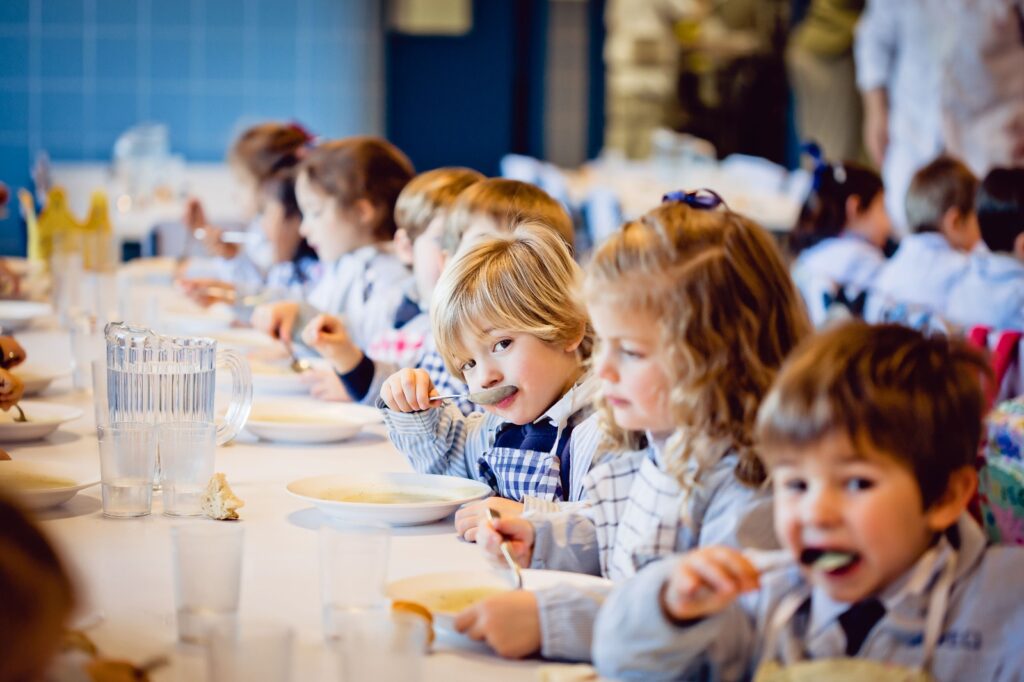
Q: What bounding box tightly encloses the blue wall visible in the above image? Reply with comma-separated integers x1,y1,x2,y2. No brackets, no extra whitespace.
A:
0,0,381,255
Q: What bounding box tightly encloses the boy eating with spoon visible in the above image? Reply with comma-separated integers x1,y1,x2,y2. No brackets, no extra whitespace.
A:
379,223,602,506
592,322,1024,681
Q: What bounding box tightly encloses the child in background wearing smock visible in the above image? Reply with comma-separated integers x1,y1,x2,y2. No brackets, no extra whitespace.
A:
594,322,1024,681
790,148,891,326
251,137,414,357
300,167,483,412
946,168,1024,331
866,157,979,325
465,192,811,662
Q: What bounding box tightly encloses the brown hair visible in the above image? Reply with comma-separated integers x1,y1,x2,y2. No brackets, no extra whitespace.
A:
756,321,990,508
792,161,883,253
443,179,574,253
905,156,978,234
432,222,590,381
586,202,811,489
0,494,76,681
228,122,312,185
301,136,416,240
977,166,1024,253
395,167,485,242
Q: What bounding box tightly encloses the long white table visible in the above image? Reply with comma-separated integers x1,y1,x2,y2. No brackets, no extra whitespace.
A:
12,328,556,681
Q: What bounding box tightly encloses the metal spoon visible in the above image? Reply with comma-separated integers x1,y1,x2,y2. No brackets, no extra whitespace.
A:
288,350,311,374
485,507,523,590
430,385,517,406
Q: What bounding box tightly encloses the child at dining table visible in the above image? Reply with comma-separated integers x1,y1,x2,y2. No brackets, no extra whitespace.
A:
251,136,415,354
592,321,1024,681
790,145,891,326
945,167,1024,331
182,121,315,285
180,163,321,311
379,222,601,519
865,156,979,324
300,167,484,412
464,191,811,661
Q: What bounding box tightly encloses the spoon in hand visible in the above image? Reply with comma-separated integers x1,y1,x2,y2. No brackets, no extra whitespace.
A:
430,385,517,406
485,507,523,590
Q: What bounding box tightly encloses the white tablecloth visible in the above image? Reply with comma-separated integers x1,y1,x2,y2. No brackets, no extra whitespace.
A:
10,329,555,681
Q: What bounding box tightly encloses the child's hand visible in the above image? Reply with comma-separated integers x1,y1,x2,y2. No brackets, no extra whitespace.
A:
182,197,208,232
455,498,525,541
454,591,541,659
301,367,352,402
0,369,25,410
300,314,363,374
176,277,235,307
379,368,437,412
477,515,535,568
252,302,301,347
660,547,760,622
0,336,26,368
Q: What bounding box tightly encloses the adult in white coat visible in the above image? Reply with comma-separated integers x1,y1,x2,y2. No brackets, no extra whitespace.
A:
855,0,1024,234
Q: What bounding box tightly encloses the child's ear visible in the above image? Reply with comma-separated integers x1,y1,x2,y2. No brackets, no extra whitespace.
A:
1013,232,1024,261
925,465,977,532
351,198,378,230
939,207,961,236
563,323,587,354
393,229,414,266
844,195,863,225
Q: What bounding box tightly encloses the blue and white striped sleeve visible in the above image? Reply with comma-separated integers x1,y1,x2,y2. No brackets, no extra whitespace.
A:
381,403,494,481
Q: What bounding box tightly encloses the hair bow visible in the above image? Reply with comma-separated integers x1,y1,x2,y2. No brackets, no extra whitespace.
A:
661,188,727,210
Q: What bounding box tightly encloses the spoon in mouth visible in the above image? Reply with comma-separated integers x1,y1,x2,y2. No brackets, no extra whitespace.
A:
430,385,517,406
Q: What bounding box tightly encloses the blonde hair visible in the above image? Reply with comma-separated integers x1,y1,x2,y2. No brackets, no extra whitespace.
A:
443,179,574,253
585,202,811,489
394,167,485,242
432,222,590,381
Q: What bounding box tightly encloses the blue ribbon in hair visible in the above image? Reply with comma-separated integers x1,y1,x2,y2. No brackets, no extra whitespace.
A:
662,188,727,210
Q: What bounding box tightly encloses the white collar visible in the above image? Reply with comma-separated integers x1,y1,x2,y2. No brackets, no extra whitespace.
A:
533,372,599,428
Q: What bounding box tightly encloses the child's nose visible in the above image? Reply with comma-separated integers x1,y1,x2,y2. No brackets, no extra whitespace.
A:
594,350,618,383
802,486,842,527
476,361,503,388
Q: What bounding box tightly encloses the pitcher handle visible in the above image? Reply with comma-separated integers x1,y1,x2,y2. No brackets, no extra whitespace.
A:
215,348,253,445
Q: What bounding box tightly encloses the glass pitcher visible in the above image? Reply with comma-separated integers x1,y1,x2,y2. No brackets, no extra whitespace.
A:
103,322,252,445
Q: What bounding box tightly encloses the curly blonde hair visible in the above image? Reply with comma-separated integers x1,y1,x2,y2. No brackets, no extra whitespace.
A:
584,202,811,489
432,221,590,381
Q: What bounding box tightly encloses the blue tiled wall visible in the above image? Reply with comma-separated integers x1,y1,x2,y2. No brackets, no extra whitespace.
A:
0,0,382,255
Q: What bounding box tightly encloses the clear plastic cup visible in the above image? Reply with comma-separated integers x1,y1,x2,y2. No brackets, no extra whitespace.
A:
158,422,216,516
97,422,157,518
171,524,244,644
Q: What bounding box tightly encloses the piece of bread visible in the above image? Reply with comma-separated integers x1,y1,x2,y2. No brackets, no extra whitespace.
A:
391,600,434,650
201,472,244,520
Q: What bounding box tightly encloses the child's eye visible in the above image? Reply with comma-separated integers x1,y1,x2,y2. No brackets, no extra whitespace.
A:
621,347,645,360
460,359,476,372
492,338,512,353
781,478,807,493
845,478,875,492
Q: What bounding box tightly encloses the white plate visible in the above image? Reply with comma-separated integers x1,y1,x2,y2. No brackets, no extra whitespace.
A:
386,569,613,632
250,358,313,395
13,365,71,396
0,459,100,510
287,472,492,526
246,400,382,444
0,401,84,442
0,301,52,331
